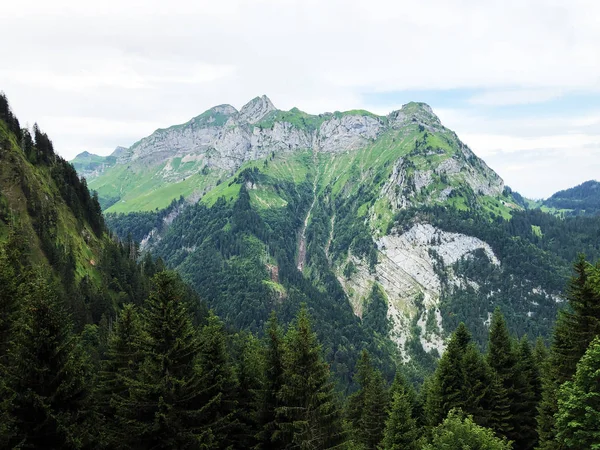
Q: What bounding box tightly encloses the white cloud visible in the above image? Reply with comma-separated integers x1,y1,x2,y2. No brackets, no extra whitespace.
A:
468,89,567,106
0,0,599,198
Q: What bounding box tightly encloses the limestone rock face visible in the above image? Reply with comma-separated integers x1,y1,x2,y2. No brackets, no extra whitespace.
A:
337,223,500,360
316,114,384,153
240,95,277,124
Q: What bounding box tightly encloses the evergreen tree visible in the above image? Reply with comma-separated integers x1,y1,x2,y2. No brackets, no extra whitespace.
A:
461,343,496,430
97,303,143,447
258,311,285,449
359,369,388,449
234,332,265,449
425,322,471,426
538,257,600,449
196,312,239,448
485,308,517,441
555,336,600,449
382,371,419,450
345,349,388,448
114,271,212,449
511,336,542,450
275,305,345,449
3,274,92,449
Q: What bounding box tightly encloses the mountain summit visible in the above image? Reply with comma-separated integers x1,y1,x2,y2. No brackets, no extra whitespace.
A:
80,97,503,214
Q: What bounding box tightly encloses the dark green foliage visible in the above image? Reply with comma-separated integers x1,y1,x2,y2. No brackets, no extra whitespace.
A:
232,332,264,449
195,312,239,448
382,372,419,450
346,350,389,449
537,256,600,449
512,337,542,450
275,306,346,449
113,272,214,449
542,180,600,216
362,284,391,336
423,410,512,450
97,303,143,445
485,308,517,440
3,273,93,449
258,312,285,449
555,336,600,449
425,323,471,426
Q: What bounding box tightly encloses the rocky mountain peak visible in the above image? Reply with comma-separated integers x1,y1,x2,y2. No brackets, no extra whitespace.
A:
388,101,442,130
76,151,93,158
110,146,128,158
240,95,277,124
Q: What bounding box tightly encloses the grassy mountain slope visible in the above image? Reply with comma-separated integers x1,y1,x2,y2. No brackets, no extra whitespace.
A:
0,94,156,328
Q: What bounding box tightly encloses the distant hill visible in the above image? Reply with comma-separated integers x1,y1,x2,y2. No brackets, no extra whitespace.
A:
541,180,600,216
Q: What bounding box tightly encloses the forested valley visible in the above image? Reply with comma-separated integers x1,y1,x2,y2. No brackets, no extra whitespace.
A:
1,92,600,449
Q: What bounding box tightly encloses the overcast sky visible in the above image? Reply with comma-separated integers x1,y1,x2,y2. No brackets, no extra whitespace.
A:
1,0,599,198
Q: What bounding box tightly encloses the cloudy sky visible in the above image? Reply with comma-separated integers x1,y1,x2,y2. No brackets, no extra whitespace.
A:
1,0,599,198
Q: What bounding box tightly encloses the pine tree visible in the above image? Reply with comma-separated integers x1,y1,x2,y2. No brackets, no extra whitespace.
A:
275,305,345,449
360,369,388,449
4,274,92,449
234,332,265,449
97,303,143,447
382,371,419,450
512,336,542,450
538,257,600,450
425,322,471,426
196,312,239,448
461,343,496,429
485,308,517,441
258,311,285,449
114,271,213,449
555,336,600,449
346,349,389,448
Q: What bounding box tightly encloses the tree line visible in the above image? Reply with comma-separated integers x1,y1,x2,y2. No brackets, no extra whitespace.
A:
1,254,599,448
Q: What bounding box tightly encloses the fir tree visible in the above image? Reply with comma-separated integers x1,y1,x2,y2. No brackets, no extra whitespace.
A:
538,257,600,450
359,369,388,449
425,322,471,426
512,336,542,450
275,305,345,449
555,336,600,449
196,312,239,448
114,271,211,449
97,303,143,447
4,274,92,449
346,349,388,448
382,371,419,450
485,308,517,441
258,311,285,450
233,332,265,449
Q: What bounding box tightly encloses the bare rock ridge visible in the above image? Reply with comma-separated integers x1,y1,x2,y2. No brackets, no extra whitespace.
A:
239,95,277,123
114,97,447,171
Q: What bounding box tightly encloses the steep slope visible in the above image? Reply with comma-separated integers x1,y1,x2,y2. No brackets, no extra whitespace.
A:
0,93,154,328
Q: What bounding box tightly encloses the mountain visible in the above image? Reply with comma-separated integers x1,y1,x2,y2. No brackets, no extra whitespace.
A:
91,94,600,381
83,96,509,215
540,180,600,216
70,147,125,182
0,93,167,330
